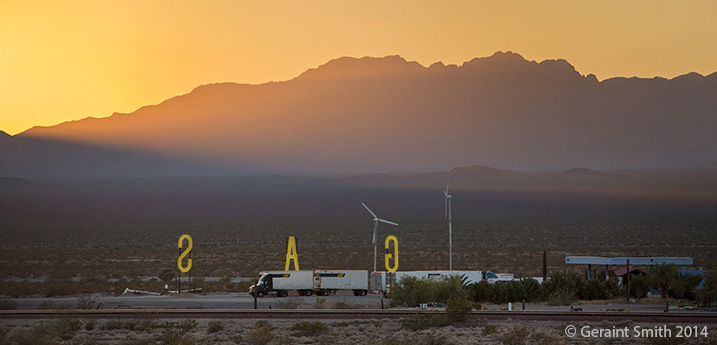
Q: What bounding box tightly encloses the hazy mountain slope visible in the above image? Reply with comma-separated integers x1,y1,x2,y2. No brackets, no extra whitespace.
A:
6,52,717,177
0,131,243,178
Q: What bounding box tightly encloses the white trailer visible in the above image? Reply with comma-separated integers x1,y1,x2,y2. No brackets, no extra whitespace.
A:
396,270,485,285
250,270,369,297
370,270,486,295
315,270,368,296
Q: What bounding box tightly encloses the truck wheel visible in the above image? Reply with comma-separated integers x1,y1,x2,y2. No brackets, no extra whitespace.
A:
359,290,367,296
278,291,288,297
320,290,329,296
257,291,264,298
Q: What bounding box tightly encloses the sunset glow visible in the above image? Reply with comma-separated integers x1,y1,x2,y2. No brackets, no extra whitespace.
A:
1,0,716,135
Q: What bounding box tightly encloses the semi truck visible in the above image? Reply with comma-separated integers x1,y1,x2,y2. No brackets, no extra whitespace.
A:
249,270,369,297
250,269,512,297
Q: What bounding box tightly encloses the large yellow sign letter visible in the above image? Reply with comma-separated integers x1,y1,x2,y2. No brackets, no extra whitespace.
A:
385,235,398,272
177,234,193,273
285,236,300,271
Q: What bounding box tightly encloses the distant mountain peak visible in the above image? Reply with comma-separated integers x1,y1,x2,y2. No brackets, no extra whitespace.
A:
296,55,425,81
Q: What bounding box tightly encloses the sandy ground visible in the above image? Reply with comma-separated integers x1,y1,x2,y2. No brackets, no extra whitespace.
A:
1,317,715,345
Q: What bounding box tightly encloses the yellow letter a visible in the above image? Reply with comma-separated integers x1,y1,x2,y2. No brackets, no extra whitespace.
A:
285,236,299,271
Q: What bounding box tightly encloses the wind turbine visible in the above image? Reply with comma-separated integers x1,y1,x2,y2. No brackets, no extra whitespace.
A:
444,180,453,271
362,202,399,272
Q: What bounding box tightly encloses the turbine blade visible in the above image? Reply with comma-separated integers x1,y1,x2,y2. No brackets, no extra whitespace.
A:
446,180,450,193
362,202,377,218
378,218,399,227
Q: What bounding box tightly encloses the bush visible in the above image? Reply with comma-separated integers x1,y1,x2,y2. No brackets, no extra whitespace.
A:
207,320,224,333
519,277,543,302
84,320,96,331
245,323,274,345
0,297,18,310
276,297,304,309
76,294,99,309
52,318,82,341
545,270,583,298
483,324,499,335
445,297,472,323
697,271,717,306
546,290,576,306
290,321,329,337
501,324,533,345
389,276,437,307
5,324,59,345
627,274,653,299
400,314,450,331
583,279,608,300
469,281,495,303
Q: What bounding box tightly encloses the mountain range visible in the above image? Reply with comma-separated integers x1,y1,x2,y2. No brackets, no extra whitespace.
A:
2,51,716,178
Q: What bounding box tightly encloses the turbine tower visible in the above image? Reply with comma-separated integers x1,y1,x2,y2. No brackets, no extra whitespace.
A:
444,180,453,270
362,202,399,272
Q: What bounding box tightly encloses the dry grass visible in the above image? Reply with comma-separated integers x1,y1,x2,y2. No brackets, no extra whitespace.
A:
3,318,716,345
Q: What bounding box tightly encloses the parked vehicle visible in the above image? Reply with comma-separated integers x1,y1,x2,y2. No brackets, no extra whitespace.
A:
249,270,369,297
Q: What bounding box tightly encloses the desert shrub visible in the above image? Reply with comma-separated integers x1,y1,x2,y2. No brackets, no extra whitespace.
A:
290,321,329,337
389,276,437,306
101,319,157,332
229,332,243,344
0,297,18,310
52,318,82,341
276,297,304,309
670,272,703,300
400,314,450,331
546,290,576,306
245,323,274,345
76,294,99,309
390,275,470,307
154,328,202,345
423,334,452,345
435,275,469,302
84,320,96,331
174,319,198,332
371,336,413,345
583,278,608,300
207,320,225,333
445,297,472,323
501,324,533,345
4,324,59,345
483,324,499,335
696,270,717,306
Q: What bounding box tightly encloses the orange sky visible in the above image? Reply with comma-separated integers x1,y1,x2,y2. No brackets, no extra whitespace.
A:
1,0,716,135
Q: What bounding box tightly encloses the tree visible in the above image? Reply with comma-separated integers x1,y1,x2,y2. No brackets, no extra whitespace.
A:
651,263,678,299
696,271,717,306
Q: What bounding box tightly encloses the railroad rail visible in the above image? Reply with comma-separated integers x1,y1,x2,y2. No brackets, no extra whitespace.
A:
2,309,716,323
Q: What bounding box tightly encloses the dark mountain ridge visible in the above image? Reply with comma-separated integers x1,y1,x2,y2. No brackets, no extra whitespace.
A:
3,51,716,178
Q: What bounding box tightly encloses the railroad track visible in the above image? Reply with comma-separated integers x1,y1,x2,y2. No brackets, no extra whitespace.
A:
2,309,716,323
